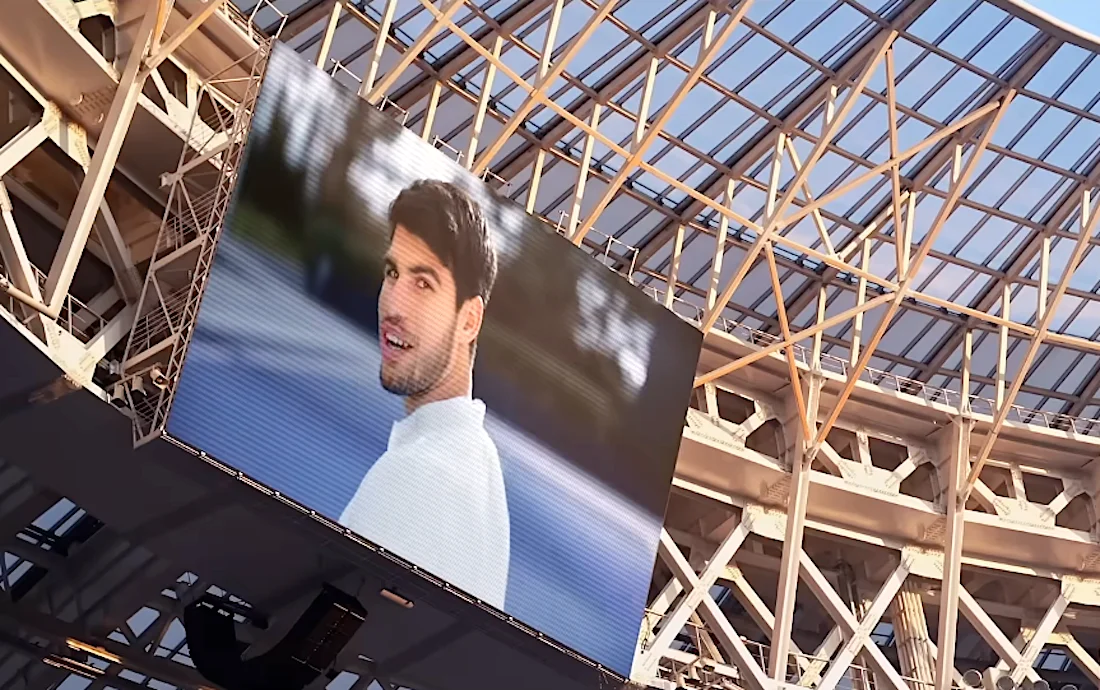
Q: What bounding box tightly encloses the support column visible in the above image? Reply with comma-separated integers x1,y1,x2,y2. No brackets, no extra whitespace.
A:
525,149,546,215
934,416,972,690
837,561,873,690
315,0,343,69
769,373,822,681
420,81,442,141
566,103,602,238
664,225,685,309
359,0,399,96
892,579,935,685
465,35,503,166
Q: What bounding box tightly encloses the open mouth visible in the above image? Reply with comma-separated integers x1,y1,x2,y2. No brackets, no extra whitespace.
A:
384,333,412,350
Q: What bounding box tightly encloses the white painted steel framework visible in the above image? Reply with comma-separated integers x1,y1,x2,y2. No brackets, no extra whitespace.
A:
7,1,1100,689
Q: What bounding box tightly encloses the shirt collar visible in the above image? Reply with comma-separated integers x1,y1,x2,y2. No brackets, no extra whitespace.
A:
389,396,487,448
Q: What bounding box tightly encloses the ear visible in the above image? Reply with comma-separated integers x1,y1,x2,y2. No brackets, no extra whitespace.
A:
458,296,486,347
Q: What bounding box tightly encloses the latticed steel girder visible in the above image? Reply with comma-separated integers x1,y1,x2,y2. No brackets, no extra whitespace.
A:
6,1,1100,689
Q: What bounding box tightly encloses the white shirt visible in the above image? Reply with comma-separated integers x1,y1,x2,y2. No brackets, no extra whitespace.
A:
340,397,510,608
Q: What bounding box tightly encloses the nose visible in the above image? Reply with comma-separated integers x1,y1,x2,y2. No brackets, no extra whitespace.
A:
379,276,413,320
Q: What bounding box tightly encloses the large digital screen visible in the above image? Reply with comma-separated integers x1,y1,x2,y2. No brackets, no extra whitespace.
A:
167,43,702,675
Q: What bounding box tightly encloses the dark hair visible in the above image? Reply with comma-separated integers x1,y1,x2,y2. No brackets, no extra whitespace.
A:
388,179,497,307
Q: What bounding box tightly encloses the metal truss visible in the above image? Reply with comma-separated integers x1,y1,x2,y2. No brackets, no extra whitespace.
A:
119,33,272,445
199,3,1100,690
9,0,1100,689
644,379,1100,690
0,47,137,388
0,0,282,390
6,4,1100,433
0,456,206,690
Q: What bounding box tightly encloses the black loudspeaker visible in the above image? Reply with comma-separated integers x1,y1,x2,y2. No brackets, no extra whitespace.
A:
184,585,367,690
270,584,368,674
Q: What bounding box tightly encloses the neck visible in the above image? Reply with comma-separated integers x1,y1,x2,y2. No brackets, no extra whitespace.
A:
405,359,472,415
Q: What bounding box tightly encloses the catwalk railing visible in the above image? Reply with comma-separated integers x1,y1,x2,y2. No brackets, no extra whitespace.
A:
642,280,1099,437
0,258,108,344
221,0,288,41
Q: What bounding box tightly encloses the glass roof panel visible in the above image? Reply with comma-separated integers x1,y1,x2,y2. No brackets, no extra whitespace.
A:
257,0,1100,421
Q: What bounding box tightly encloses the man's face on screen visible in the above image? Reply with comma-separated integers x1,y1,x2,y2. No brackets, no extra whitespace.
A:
378,225,462,398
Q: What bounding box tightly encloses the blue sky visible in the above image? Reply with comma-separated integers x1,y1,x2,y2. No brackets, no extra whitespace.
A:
1026,0,1100,36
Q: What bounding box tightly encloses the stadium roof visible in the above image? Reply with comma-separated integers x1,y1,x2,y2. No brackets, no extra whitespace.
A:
247,0,1100,435
7,1,1100,690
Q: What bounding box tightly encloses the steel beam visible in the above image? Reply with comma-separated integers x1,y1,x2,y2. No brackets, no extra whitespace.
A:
144,0,228,75
768,375,820,679
934,416,970,690
892,32,1089,385
635,518,751,679
798,554,910,690
92,201,142,304
962,188,1100,501
273,0,330,40
652,530,771,690
807,94,1013,450
388,0,558,110
1007,592,1069,683
734,32,1060,360
0,601,208,690
706,179,735,310
957,589,1042,684
814,560,911,690
314,0,343,69
43,5,162,312
489,0,716,181
631,0,936,270
725,564,813,674
358,0,400,96
1062,634,1100,687
83,304,135,362
765,243,810,439
571,0,754,245
694,292,894,388
0,182,41,304
699,29,897,334
0,121,49,178
364,0,467,105
776,33,1057,333
465,34,504,166
471,0,621,175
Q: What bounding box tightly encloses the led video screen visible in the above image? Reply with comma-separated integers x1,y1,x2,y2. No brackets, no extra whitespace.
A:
167,43,702,675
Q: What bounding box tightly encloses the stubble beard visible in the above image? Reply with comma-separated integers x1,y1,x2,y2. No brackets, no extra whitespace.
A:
379,319,458,399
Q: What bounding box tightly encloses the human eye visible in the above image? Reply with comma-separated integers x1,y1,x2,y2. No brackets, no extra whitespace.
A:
416,278,433,291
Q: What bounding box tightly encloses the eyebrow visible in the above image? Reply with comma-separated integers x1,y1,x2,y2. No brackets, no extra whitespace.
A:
385,256,441,285
409,264,441,284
